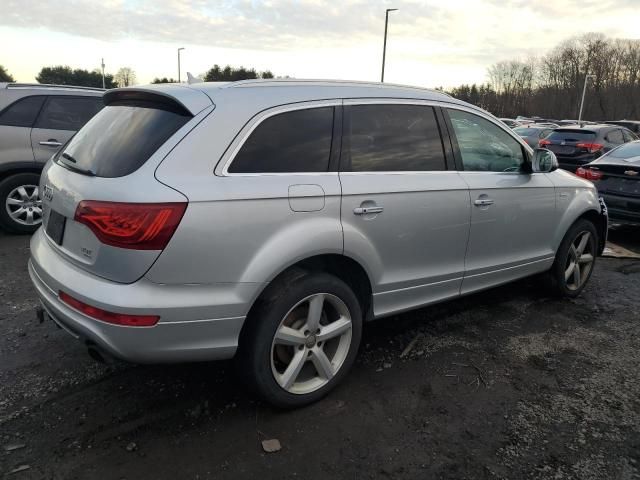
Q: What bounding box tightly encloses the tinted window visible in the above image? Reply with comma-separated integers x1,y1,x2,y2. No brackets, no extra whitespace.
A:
448,109,525,172
348,105,446,172
607,129,624,144
35,96,103,131
547,130,597,142
609,141,640,159
0,96,45,127
541,129,553,138
622,130,635,142
229,107,334,173
58,102,191,178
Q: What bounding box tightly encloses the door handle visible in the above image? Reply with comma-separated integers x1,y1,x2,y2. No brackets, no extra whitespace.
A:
473,198,494,206
39,141,62,147
354,206,384,215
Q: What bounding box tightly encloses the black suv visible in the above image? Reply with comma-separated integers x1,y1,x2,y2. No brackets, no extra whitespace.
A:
540,124,639,172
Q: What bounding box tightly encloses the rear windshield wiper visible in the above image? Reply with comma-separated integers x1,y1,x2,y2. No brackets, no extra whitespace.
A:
59,153,96,176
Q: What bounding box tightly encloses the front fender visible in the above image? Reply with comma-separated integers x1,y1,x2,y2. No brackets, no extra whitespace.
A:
552,185,603,253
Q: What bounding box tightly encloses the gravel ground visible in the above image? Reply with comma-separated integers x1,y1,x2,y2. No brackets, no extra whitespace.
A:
1,230,639,480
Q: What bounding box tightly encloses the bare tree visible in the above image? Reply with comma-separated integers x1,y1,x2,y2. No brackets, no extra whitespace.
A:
115,67,136,87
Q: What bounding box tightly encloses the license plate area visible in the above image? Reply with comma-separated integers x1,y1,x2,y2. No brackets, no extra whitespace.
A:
46,210,66,245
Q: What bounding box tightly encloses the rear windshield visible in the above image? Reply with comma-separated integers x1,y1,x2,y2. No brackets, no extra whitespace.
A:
547,130,596,142
57,102,191,177
514,127,538,135
609,142,640,159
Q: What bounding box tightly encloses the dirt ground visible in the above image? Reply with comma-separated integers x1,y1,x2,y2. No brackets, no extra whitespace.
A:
1,227,639,480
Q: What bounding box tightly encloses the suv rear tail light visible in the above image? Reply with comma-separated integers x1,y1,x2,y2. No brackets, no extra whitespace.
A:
59,291,159,327
576,142,604,153
74,201,187,250
539,139,551,147
575,167,603,181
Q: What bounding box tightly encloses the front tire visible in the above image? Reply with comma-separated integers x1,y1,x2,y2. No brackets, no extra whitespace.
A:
549,219,598,297
0,173,43,234
238,271,362,408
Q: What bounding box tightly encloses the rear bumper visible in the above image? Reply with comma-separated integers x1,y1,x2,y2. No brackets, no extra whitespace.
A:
28,229,261,363
599,193,640,226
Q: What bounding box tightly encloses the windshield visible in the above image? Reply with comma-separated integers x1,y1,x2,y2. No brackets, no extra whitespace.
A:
58,102,191,178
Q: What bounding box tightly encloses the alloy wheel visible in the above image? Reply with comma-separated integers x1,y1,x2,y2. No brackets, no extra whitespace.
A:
270,293,353,395
5,184,42,227
564,230,595,291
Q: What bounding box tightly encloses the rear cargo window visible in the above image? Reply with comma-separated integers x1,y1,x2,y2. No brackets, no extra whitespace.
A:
57,102,191,178
547,130,596,142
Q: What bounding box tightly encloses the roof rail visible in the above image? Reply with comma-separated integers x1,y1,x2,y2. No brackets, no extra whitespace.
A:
6,83,105,92
221,78,451,96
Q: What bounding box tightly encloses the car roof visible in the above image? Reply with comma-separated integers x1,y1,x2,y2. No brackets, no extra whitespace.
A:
108,79,473,116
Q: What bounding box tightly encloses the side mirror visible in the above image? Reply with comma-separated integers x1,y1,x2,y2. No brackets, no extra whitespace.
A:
532,148,558,173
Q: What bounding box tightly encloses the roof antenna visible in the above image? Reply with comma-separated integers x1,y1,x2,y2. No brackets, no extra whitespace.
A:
187,72,203,84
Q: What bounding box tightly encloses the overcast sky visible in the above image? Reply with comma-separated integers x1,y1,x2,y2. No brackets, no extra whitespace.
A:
1,0,638,87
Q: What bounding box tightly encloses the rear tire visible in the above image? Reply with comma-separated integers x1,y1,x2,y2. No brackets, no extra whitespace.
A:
0,173,43,234
237,271,362,409
549,219,598,298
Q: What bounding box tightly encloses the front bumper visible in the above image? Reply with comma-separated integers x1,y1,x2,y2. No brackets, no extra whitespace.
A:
28,229,260,364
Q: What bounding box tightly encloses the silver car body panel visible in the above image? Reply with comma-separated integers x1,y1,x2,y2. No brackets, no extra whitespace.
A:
28,79,604,363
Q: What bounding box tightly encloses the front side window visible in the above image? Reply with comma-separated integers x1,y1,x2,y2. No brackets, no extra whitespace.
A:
447,109,525,172
229,107,334,173
348,104,446,172
0,96,45,127
35,96,103,131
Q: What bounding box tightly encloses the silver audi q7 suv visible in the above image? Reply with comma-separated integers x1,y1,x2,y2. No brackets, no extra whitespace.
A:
0,83,104,233
29,80,608,407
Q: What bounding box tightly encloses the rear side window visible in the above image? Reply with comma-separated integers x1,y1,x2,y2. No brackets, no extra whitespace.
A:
606,129,624,144
0,96,45,127
35,96,103,131
58,102,191,178
347,104,446,171
547,130,596,142
228,107,334,173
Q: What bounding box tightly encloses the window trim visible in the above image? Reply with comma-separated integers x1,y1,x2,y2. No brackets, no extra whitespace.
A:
33,95,104,132
0,95,47,128
218,100,342,177
339,99,453,173
442,105,534,174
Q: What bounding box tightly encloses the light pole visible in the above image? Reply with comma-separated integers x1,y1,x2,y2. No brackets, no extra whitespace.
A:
381,8,398,83
177,47,185,83
101,58,105,89
578,74,595,124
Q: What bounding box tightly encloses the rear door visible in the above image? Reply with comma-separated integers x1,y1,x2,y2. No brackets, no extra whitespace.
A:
31,96,103,164
339,101,470,318
443,107,556,294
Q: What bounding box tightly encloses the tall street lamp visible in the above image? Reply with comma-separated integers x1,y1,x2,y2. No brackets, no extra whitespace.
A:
178,47,185,83
381,8,398,83
578,74,595,124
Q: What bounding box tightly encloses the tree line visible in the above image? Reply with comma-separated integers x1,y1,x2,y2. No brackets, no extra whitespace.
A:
447,33,640,121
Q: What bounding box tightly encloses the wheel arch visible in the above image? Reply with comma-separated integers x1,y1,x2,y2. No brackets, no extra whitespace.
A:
0,163,43,183
238,254,374,347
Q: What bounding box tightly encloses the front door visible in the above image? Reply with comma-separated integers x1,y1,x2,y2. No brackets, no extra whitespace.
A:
444,107,557,294
339,102,470,318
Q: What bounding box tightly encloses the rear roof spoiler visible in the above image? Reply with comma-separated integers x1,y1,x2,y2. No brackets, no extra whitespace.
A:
103,85,213,116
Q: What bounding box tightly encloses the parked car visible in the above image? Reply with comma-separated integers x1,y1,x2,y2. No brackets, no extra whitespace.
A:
539,124,639,172
576,140,640,225
605,120,640,135
0,83,103,233
29,80,607,408
514,125,555,148
499,118,520,128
